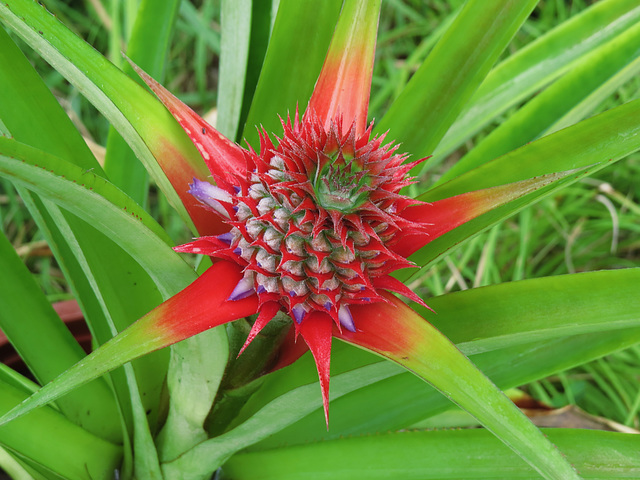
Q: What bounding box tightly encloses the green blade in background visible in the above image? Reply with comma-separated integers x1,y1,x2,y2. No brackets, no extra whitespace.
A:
0,230,120,443
441,18,640,182
240,0,342,146
421,97,640,198
218,0,273,142
216,0,252,140
0,26,100,174
160,362,403,479
0,25,132,442
165,266,640,478
430,0,640,176
0,137,194,295
0,378,122,480
222,429,640,479
374,0,538,160
343,296,581,479
0,0,211,232
0,25,172,439
103,0,181,207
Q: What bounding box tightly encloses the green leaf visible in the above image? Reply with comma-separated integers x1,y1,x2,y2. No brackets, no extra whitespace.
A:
375,0,538,159
336,295,580,480
0,23,166,444
222,429,640,479
425,268,640,356
0,27,99,172
0,446,32,480
430,0,640,175
240,0,342,146
161,362,403,479
217,0,252,140
0,230,120,442
0,136,195,296
0,0,209,232
0,378,122,480
218,0,273,142
161,265,640,478
443,18,640,181
103,0,181,207
156,327,229,464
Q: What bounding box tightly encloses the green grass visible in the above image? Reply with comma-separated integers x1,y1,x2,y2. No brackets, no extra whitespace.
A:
1,0,639,432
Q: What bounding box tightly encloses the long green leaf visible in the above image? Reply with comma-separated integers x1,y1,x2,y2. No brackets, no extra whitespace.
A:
217,0,252,140
168,269,640,477
0,378,122,480
0,23,163,445
443,18,640,181
156,327,229,464
375,0,538,159
0,27,100,173
0,230,121,442
405,97,640,278
240,0,342,146
218,0,273,142
255,328,640,449
0,0,210,232
103,0,181,207
161,362,403,479
430,0,640,175
239,269,640,447
0,135,182,439
223,429,640,479
336,296,579,480
0,136,195,296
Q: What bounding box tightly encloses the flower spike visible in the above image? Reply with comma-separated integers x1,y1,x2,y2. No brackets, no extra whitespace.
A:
306,0,381,136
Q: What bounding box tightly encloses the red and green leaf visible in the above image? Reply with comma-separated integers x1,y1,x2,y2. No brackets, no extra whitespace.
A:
306,0,381,136
0,262,258,427
336,294,580,480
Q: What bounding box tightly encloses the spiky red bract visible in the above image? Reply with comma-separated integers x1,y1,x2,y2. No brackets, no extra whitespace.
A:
298,312,333,426
150,261,259,342
155,138,230,236
394,172,575,258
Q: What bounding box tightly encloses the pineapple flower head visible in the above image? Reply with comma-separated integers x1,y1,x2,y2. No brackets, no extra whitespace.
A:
176,111,429,339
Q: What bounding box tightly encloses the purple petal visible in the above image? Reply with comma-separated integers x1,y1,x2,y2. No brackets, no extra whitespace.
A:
217,232,234,245
338,304,356,332
189,178,232,218
228,277,255,301
292,304,307,324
